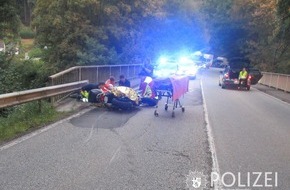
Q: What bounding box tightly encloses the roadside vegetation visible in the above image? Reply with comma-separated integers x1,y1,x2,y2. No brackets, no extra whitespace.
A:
0,102,68,144
0,0,289,142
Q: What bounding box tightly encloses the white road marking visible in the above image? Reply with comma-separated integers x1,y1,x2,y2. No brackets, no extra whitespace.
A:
200,80,221,190
0,108,94,152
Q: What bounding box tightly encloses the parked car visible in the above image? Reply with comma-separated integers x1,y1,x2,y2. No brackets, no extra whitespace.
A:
218,58,263,90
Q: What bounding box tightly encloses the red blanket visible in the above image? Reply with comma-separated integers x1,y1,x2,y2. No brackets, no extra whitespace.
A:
169,75,189,101
154,75,189,101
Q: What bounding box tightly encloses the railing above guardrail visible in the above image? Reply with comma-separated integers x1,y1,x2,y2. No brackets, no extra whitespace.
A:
48,64,142,102
259,72,290,92
49,64,142,86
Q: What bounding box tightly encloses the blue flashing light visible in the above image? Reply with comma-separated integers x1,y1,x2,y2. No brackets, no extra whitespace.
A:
178,56,191,64
159,56,168,65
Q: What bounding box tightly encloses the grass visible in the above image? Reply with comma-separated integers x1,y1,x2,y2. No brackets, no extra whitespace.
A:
21,39,34,52
0,101,69,144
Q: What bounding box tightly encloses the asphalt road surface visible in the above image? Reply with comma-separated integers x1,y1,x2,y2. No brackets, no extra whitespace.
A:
202,68,290,189
0,78,212,190
1,69,289,190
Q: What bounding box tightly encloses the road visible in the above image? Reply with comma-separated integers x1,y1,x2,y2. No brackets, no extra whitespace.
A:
1,68,290,190
202,68,290,189
0,78,212,190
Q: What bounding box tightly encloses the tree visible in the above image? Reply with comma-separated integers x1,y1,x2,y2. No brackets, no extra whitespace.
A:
32,0,169,69
33,0,114,69
200,0,249,57
131,0,206,61
242,0,279,71
0,0,21,62
15,0,36,26
200,0,290,73
275,0,290,73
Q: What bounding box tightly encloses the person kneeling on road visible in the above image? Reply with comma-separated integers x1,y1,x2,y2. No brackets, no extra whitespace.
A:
80,83,99,102
138,71,157,107
118,75,131,87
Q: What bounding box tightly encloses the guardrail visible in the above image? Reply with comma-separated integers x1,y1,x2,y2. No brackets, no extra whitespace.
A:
0,80,88,109
259,72,290,92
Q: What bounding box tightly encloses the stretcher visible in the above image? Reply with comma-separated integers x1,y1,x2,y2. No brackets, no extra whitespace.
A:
153,75,189,117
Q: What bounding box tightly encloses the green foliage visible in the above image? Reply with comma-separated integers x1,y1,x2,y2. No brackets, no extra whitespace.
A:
201,0,248,57
0,62,23,94
0,101,61,143
0,59,52,94
3,0,290,74
33,0,104,68
15,0,36,26
0,0,21,40
200,0,290,73
19,27,35,39
276,0,290,68
32,0,170,69
277,61,290,74
0,0,21,65
28,47,42,58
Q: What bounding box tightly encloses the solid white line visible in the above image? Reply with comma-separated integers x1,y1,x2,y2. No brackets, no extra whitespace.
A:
0,107,94,152
200,80,221,190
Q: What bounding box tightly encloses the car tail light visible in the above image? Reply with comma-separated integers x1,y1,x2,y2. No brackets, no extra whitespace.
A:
224,73,229,79
248,75,252,79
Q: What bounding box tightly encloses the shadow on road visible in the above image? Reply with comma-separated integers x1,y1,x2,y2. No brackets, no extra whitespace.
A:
69,107,140,129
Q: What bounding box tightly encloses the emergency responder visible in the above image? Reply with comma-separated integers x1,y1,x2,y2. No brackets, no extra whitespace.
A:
238,67,248,88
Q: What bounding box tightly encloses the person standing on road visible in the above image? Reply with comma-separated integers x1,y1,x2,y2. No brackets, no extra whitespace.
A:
141,58,154,77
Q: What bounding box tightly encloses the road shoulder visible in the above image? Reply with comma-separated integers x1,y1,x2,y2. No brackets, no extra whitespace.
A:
254,83,290,104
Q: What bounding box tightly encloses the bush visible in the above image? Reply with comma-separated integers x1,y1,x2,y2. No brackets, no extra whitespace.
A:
19,27,35,39
0,101,61,142
28,48,43,58
277,62,290,74
0,59,52,94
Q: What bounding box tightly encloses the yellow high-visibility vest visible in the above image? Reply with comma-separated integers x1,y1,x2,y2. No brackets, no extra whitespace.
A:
239,70,248,79
81,90,89,98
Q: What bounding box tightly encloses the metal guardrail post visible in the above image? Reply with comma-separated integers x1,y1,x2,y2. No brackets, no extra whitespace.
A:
270,73,272,87
79,67,82,81
38,100,42,112
286,76,289,92
276,75,279,90
97,67,99,82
